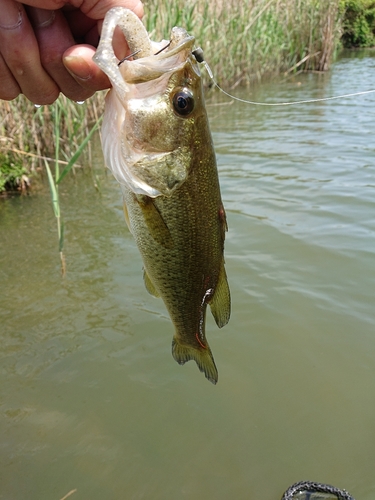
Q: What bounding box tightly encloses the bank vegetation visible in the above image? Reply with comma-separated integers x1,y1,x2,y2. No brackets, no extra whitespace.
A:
0,0,374,193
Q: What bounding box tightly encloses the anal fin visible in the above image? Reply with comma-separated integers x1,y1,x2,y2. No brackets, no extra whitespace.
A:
209,260,231,328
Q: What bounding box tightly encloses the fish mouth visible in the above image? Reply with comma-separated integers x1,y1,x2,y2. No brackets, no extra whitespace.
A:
118,32,196,85
93,7,196,100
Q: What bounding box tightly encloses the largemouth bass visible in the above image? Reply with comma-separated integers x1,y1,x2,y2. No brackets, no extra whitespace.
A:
93,8,230,384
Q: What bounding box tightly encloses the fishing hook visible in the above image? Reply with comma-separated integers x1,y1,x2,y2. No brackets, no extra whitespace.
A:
118,42,171,66
118,49,142,66
153,41,171,55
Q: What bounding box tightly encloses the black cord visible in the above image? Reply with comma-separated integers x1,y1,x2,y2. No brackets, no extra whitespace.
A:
281,481,355,500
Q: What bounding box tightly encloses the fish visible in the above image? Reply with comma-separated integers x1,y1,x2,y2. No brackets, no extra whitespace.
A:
93,8,230,384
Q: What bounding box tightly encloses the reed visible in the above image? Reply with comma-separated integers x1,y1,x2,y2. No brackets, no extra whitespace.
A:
0,92,103,178
0,94,102,272
0,0,344,195
143,0,343,85
43,100,101,275
0,0,346,270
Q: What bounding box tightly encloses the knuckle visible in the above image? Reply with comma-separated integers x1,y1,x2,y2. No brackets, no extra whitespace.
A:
39,48,62,68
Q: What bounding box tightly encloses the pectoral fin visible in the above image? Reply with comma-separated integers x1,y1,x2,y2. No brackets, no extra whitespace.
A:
123,201,131,231
209,261,231,328
143,268,160,297
136,195,174,249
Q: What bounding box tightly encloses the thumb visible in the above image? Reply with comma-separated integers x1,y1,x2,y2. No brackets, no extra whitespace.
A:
63,45,111,90
78,0,144,20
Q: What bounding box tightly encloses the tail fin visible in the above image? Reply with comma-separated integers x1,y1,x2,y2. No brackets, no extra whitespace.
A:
172,336,218,385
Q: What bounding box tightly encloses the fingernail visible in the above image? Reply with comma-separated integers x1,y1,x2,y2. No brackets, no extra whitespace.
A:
0,3,23,30
63,55,92,81
28,8,55,29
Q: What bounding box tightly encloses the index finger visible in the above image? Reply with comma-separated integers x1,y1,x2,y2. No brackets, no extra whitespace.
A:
18,0,144,19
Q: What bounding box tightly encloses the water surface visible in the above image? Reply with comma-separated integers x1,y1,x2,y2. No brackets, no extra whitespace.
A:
1,50,375,499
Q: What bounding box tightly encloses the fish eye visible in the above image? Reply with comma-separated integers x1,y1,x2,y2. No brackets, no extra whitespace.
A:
172,88,194,117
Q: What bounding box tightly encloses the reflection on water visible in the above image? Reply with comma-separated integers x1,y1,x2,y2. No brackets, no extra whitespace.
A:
1,50,375,499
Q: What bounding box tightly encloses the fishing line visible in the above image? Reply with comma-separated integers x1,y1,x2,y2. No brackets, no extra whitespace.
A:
192,47,375,106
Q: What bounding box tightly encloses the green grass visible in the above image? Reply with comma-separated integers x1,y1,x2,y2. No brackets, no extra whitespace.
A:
340,0,375,47
0,93,104,187
0,0,349,191
0,153,28,193
143,0,343,85
1,0,365,269
0,0,364,200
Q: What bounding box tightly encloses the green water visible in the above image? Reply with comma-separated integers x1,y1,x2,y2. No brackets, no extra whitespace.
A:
1,51,375,499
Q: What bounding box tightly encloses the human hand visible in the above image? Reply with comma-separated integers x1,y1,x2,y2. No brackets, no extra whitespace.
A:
0,0,144,104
